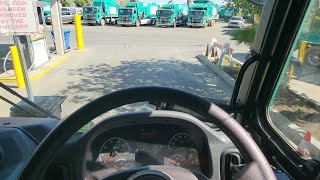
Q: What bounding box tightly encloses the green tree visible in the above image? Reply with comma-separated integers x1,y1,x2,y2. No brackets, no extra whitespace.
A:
226,0,262,15
227,0,263,46
74,0,92,7
60,0,71,7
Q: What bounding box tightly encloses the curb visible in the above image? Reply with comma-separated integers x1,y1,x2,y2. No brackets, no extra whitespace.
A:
0,56,67,82
288,84,320,111
196,55,236,87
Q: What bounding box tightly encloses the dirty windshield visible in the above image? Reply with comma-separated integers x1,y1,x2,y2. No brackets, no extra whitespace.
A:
119,9,132,15
157,9,172,16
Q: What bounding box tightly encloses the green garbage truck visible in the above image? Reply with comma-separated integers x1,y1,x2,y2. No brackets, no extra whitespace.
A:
187,0,219,28
118,2,159,27
82,0,120,26
155,3,188,28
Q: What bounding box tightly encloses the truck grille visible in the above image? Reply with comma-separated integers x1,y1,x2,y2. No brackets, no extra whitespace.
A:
86,14,93,19
121,16,129,22
192,16,200,23
160,16,167,23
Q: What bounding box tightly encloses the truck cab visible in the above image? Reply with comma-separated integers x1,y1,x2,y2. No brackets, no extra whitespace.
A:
156,4,188,28
118,2,158,27
82,0,119,26
187,0,217,28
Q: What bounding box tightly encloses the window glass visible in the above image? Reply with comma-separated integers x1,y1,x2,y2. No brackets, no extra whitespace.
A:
269,0,320,160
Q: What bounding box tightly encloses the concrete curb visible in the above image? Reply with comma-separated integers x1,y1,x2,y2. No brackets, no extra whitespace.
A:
196,55,236,87
0,56,67,82
288,85,320,111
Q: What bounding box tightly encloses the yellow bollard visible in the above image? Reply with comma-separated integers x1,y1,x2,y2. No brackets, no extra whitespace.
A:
10,46,25,88
74,14,84,50
289,64,294,81
298,41,308,65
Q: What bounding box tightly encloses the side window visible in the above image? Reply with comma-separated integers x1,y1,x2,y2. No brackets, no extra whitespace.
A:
61,12,66,16
269,0,320,160
67,12,71,15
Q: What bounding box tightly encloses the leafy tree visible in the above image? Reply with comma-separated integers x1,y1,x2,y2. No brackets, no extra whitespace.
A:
60,0,72,7
226,0,263,15
227,0,263,46
74,0,92,7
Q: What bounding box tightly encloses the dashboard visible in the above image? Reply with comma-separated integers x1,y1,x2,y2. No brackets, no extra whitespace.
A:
85,123,212,179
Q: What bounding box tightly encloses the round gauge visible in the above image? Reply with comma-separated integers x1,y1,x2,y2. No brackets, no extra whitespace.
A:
99,137,131,169
168,133,196,151
168,154,185,167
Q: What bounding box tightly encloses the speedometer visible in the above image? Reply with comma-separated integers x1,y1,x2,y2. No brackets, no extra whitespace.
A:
99,137,132,172
168,133,196,151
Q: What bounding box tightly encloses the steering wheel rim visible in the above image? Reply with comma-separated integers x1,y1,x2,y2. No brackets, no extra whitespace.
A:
18,86,276,180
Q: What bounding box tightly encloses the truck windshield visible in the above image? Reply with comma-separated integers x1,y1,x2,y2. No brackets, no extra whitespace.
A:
157,10,172,16
119,9,133,15
83,7,96,14
189,10,204,16
231,17,242,21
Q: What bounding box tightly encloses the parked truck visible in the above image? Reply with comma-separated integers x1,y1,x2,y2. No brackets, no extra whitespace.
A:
82,0,119,26
118,2,159,27
187,0,219,28
155,3,188,28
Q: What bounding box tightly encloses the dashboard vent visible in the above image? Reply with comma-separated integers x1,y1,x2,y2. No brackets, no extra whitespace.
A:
221,151,243,180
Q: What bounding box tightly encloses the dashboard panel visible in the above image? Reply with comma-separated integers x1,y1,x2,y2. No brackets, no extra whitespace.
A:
85,123,211,179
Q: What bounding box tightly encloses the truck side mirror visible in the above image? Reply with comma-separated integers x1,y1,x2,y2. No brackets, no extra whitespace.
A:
134,10,136,14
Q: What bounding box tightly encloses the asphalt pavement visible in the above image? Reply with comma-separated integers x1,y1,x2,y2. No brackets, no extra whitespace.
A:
0,22,250,118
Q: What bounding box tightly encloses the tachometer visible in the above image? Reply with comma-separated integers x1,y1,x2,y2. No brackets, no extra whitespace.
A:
99,137,131,172
168,133,196,151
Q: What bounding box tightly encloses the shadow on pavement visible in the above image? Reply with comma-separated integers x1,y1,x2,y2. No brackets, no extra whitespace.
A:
59,59,233,113
221,29,234,36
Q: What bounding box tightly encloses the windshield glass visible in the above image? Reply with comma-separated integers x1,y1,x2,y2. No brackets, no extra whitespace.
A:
0,1,253,126
231,17,242,21
189,10,204,16
119,9,132,15
83,7,96,13
157,10,172,16
269,0,320,160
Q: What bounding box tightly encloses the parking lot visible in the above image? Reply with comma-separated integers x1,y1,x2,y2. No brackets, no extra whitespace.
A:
0,21,250,117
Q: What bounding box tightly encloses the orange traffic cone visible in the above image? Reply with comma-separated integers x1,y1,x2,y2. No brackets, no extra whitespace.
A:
297,132,311,158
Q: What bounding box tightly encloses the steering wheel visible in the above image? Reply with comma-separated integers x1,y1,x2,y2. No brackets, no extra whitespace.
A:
18,87,276,180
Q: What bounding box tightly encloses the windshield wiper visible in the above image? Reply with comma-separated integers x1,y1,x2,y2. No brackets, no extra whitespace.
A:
0,82,60,119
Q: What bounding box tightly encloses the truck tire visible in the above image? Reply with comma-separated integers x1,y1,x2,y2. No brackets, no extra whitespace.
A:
304,46,320,67
135,20,140,27
100,19,106,26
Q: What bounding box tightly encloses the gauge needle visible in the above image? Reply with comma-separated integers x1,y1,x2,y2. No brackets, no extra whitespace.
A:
104,151,117,164
169,161,177,165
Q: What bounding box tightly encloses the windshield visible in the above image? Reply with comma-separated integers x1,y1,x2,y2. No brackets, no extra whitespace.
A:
157,10,172,16
119,9,133,15
83,7,96,14
189,10,205,16
231,17,242,21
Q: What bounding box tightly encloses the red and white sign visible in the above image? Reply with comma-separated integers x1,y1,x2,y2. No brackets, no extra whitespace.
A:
0,0,39,35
